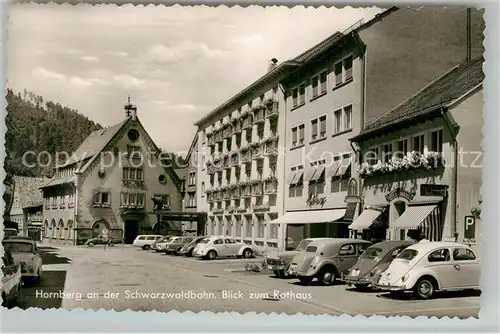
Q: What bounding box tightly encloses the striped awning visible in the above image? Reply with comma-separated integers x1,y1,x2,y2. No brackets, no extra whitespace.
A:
349,209,382,230
392,205,438,229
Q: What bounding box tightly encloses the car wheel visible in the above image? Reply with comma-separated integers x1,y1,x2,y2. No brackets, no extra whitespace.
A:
175,248,182,255
414,278,436,299
88,242,94,247
317,267,336,285
354,283,369,290
298,277,313,285
242,248,253,259
142,245,151,250
207,250,217,260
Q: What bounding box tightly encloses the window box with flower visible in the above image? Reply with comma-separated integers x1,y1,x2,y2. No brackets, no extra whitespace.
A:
359,151,445,179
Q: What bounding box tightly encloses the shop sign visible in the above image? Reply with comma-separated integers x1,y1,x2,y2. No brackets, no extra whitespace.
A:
464,215,476,240
420,184,448,197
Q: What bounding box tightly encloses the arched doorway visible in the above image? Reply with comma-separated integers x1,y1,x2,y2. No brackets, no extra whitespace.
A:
92,219,110,238
67,220,74,244
50,219,56,239
58,219,65,239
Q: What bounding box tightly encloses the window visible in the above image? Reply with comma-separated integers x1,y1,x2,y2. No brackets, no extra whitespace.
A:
430,129,444,153
366,147,379,165
94,192,110,205
306,246,318,253
310,116,327,141
188,172,196,186
335,56,353,85
298,124,305,145
413,134,425,154
452,248,476,261
311,118,318,140
334,61,343,86
235,218,242,236
311,76,319,97
428,249,450,262
292,88,298,107
246,220,252,237
397,249,418,261
257,220,265,238
187,193,196,207
201,182,205,197
396,139,409,158
339,244,356,256
343,105,352,131
291,124,305,147
320,71,327,93
126,145,141,157
123,168,144,180
299,84,306,105
213,239,223,245
382,143,393,163
344,56,353,80
334,109,342,133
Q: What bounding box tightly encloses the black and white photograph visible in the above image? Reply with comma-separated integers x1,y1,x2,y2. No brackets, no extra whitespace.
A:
2,3,487,320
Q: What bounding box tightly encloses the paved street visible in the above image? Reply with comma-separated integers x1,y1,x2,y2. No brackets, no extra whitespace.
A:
16,245,480,317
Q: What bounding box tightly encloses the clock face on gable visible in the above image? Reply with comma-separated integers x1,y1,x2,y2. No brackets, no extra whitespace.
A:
128,129,139,141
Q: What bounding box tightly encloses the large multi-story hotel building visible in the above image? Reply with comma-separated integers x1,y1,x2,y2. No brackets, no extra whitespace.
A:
195,6,484,250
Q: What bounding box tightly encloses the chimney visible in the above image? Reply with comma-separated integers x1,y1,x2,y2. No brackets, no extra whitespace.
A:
268,58,278,72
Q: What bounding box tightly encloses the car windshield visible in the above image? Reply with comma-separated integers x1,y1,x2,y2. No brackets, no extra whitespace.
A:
396,249,418,261
360,247,384,259
3,242,34,253
306,246,318,253
295,239,313,251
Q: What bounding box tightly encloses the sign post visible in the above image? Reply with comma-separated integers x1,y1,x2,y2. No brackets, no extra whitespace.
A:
463,216,476,244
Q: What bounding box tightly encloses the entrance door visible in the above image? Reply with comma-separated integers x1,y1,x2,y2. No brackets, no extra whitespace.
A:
124,220,139,244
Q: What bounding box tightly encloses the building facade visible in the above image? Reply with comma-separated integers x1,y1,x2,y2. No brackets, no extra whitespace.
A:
24,204,44,242
40,101,184,245
195,59,303,251
10,176,45,237
349,58,483,252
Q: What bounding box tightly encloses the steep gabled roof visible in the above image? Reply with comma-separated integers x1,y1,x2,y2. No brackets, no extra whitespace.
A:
352,57,484,141
63,119,129,167
184,131,198,165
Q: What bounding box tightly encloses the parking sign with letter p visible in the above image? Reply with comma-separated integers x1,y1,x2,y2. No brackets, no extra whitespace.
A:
464,216,475,240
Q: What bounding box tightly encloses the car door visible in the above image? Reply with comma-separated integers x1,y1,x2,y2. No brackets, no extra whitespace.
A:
224,238,239,255
337,243,359,273
425,248,455,289
212,238,226,256
450,247,481,288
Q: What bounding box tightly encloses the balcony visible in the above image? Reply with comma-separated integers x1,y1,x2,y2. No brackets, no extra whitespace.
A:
251,144,264,160
222,156,231,169
240,115,253,130
207,135,215,146
252,203,270,211
214,131,223,143
251,183,264,196
264,140,279,156
206,192,214,202
231,187,241,198
265,101,279,118
230,152,240,166
223,190,232,200
253,108,265,124
232,120,241,134
240,185,252,198
207,164,215,174
213,207,224,214
264,177,278,194
223,126,232,139
241,149,252,163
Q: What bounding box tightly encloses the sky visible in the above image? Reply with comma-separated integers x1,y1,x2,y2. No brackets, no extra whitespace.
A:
7,4,384,154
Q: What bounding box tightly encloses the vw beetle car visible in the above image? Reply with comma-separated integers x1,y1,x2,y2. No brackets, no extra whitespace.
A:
374,241,481,299
193,235,254,260
164,236,194,255
343,240,415,290
2,239,43,283
178,236,207,257
1,248,22,307
289,238,371,285
265,238,334,278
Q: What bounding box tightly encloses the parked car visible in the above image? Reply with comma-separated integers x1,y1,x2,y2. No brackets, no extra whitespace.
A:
289,238,372,285
1,248,22,307
178,236,207,257
193,236,254,260
374,241,481,299
85,235,123,247
164,236,195,255
133,235,164,250
4,235,32,241
3,228,18,239
152,236,172,252
2,239,43,283
342,240,415,290
265,238,334,278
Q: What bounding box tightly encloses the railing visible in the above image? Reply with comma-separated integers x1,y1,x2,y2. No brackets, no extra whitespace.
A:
251,184,264,196
265,102,279,118
241,186,252,197
264,179,278,194
223,127,232,138
241,116,253,129
223,190,232,200
265,141,278,155
214,131,223,142
241,150,252,163
252,145,264,159
253,109,265,124
231,154,240,166
213,208,224,214
232,121,241,134
232,187,241,198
